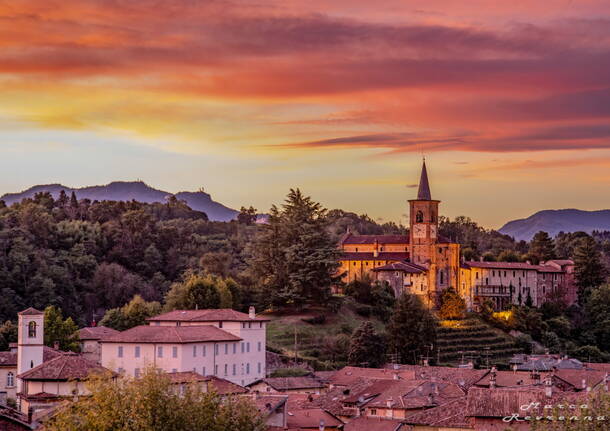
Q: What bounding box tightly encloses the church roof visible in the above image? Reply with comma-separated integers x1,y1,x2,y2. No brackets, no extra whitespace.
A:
341,252,409,261
341,234,409,245
372,261,427,273
417,159,432,200
18,307,43,316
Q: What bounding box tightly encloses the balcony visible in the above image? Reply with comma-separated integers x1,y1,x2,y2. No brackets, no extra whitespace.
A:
475,285,512,297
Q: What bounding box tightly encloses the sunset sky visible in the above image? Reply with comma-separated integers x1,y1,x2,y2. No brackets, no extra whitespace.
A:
1,0,610,228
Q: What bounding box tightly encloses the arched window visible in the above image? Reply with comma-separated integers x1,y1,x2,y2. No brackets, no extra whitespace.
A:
7,372,14,387
416,210,424,223
28,321,37,338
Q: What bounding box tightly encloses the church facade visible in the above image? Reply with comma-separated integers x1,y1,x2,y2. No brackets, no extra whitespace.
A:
338,160,577,310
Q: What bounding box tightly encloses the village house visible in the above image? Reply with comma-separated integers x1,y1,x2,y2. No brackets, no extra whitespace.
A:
100,307,268,386
248,376,327,395
78,326,119,363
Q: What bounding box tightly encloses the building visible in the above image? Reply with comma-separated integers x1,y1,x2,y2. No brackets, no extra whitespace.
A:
100,307,268,386
339,159,577,310
78,326,119,363
339,160,461,307
247,376,327,395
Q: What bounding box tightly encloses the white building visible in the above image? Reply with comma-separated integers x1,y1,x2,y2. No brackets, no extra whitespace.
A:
100,307,268,386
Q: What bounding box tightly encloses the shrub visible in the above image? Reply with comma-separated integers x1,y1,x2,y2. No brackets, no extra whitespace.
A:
354,303,372,317
302,315,327,325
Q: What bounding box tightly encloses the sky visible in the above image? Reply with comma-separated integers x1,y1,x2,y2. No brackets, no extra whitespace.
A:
1,0,610,229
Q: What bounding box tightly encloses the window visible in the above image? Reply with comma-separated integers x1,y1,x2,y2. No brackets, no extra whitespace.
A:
134,368,141,378
246,363,250,374
203,366,206,375
118,367,124,374
247,342,250,353
214,365,218,375
248,322,252,329
118,346,123,358
193,345,197,357
258,363,261,374
416,210,423,223
504,271,507,277
172,346,178,358
158,346,163,358
233,364,237,375
513,271,516,277
215,344,219,355
7,372,14,387
233,343,237,354
258,342,262,352
370,409,377,416
241,343,245,353
203,345,206,357
224,364,228,375
28,321,37,338
225,343,228,354
492,270,495,277
242,323,246,329
476,272,479,279
219,322,223,328
176,322,181,327
172,368,177,373
135,346,140,358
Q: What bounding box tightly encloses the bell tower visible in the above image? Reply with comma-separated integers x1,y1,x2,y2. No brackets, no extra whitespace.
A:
17,307,44,394
409,159,440,265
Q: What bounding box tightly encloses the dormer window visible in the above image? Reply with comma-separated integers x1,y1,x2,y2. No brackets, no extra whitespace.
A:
28,321,37,338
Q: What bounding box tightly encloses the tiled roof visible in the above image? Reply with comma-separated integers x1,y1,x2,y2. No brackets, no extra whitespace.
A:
553,369,608,390
43,346,66,362
79,326,120,340
372,262,426,273
404,397,472,428
474,371,540,388
342,234,409,245
18,307,43,316
252,395,288,416
330,367,415,387
386,365,489,389
0,351,17,366
343,417,404,431
363,380,464,410
465,261,539,270
147,309,269,322
286,408,343,429
101,325,241,343
0,406,30,428
585,362,610,372
252,376,326,391
340,252,410,262
466,387,588,418
18,353,111,381
206,375,248,395
546,259,574,266
167,371,208,383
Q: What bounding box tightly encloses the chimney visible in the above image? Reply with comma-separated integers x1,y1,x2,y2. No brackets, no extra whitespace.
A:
249,306,256,319
479,256,484,262
423,358,429,367
512,364,517,374
545,377,553,398
581,378,587,390
393,372,400,380
604,373,609,392
319,419,326,431
526,260,531,265
386,397,393,408
54,341,60,350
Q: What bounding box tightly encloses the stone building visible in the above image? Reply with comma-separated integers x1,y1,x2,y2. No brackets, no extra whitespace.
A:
338,159,577,311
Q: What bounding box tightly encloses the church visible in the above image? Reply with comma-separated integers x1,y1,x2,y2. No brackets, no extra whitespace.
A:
338,160,577,311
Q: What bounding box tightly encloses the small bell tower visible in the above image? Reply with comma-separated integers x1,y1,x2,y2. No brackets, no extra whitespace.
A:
17,307,45,394
408,159,440,265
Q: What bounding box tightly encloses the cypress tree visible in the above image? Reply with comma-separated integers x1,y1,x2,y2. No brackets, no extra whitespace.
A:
574,236,607,302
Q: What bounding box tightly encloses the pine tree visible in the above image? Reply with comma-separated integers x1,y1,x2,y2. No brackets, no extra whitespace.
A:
528,231,555,264
574,236,607,302
347,321,386,367
249,189,341,308
387,294,436,365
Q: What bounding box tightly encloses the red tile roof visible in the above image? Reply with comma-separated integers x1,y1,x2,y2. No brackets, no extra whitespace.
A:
343,417,404,431
585,362,610,372
0,351,17,366
18,353,112,381
372,262,426,273
79,326,120,340
386,365,489,389
18,307,43,315
553,369,608,390
464,261,539,270
101,325,241,343
342,235,409,245
474,371,539,388
404,397,472,428
206,375,248,395
147,309,269,322
330,367,415,387
43,346,66,361
340,252,410,262
167,371,208,383
286,408,343,429
251,376,326,391
252,395,288,416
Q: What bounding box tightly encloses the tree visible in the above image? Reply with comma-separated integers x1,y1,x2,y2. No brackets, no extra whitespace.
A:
249,189,341,307
44,306,80,352
347,321,386,367
44,368,265,431
0,320,17,351
585,284,610,352
237,206,258,225
528,231,555,264
574,236,607,302
100,295,162,331
438,288,466,320
164,272,240,311
387,294,436,364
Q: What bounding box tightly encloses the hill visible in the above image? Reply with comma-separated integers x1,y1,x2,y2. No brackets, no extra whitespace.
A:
498,209,610,241
0,181,238,221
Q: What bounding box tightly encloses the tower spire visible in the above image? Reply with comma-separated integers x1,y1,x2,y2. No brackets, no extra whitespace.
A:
417,158,432,200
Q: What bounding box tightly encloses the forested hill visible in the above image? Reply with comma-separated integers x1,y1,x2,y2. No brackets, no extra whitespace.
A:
499,209,610,241
0,181,238,221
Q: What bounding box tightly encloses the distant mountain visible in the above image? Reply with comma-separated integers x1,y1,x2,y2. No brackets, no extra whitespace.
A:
0,181,239,222
498,209,610,241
